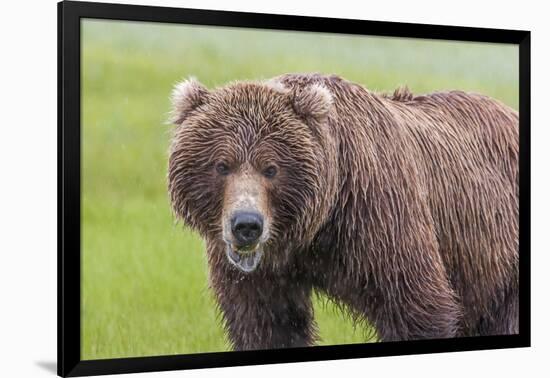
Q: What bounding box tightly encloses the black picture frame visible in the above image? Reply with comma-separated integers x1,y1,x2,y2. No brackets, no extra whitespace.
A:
58,1,531,376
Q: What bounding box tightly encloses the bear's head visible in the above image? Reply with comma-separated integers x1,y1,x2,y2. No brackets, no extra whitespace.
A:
168,78,339,273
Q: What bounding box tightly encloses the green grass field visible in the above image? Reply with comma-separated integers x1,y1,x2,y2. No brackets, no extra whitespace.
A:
81,19,518,360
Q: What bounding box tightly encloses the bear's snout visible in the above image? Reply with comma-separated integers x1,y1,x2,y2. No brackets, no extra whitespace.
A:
231,211,264,248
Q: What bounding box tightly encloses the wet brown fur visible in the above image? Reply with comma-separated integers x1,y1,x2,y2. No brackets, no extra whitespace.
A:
168,73,518,349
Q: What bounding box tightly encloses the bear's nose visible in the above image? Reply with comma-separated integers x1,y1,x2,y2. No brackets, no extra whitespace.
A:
231,211,263,247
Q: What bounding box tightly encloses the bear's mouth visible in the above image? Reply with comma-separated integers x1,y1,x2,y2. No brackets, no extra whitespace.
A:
225,243,263,273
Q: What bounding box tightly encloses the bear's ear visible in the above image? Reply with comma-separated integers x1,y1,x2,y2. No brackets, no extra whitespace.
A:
170,77,209,124
291,84,333,122
264,79,290,95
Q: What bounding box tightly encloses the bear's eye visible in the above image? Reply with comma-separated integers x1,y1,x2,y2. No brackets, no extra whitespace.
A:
215,162,230,176
263,165,277,179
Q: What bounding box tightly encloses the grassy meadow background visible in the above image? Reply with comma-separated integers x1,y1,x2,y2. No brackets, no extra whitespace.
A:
81,19,518,360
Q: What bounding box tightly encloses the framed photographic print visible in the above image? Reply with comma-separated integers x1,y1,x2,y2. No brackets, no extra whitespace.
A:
58,0,531,376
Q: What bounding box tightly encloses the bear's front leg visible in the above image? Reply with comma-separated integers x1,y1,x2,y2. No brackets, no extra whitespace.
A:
327,178,464,341
207,245,317,350
363,216,462,341
366,269,461,341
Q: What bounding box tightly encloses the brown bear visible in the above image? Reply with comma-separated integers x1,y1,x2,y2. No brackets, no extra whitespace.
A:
168,73,518,350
